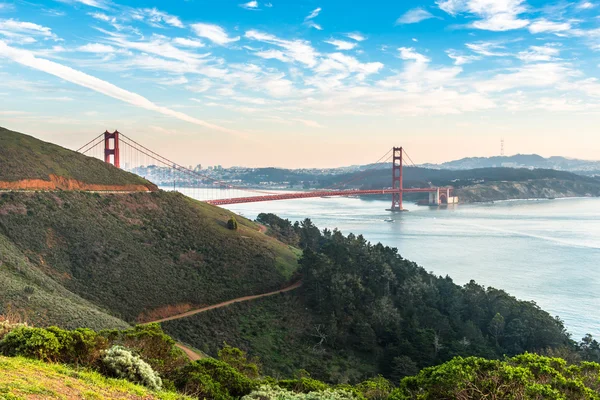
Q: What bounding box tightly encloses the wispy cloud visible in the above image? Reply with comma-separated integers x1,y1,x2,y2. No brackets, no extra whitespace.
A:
346,32,366,42
398,47,430,63
396,8,434,24
304,7,322,30
446,50,480,65
438,0,529,31
130,8,184,28
240,1,259,10
528,19,571,34
517,45,560,62
466,41,510,56
191,23,240,45
77,43,115,53
0,41,242,135
0,19,60,43
59,0,109,10
324,39,356,51
246,30,319,67
173,37,205,48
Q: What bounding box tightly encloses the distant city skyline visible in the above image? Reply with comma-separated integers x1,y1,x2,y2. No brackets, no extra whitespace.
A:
1,0,600,167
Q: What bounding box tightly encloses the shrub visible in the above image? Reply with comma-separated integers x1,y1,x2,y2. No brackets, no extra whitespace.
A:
101,324,187,378
355,376,393,400
47,326,108,366
175,358,256,399
243,385,360,400
227,217,238,230
0,326,61,361
218,343,261,379
102,345,163,390
278,377,329,393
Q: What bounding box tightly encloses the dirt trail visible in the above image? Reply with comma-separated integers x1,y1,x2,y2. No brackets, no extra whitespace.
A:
155,281,301,362
147,280,302,325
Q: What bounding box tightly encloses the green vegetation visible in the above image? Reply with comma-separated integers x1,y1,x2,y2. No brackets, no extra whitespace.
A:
0,356,190,399
391,353,600,399
164,216,596,385
0,191,299,323
1,321,599,399
0,126,154,187
228,216,239,230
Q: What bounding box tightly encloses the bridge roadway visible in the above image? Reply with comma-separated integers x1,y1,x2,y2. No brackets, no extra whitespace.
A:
205,187,450,206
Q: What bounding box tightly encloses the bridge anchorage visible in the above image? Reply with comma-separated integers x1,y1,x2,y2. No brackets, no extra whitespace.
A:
78,131,458,210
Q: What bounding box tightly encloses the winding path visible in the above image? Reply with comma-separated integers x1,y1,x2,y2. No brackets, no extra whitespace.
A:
146,281,302,361
147,280,302,324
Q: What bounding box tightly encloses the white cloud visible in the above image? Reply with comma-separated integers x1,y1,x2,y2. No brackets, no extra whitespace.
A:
0,19,59,42
305,7,321,20
63,0,108,9
446,50,480,65
0,41,242,135
475,63,572,92
576,1,595,9
346,32,366,42
240,1,258,9
465,41,509,56
398,47,430,63
438,0,529,31
396,8,434,24
246,30,319,67
191,23,240,45
304,7,322,30
88,12,115,22
517,45,560,62
78,43,115,53
528,19,571,34
324,39,356,50
255,49,290,62
173,37,205,48
131,8,184,28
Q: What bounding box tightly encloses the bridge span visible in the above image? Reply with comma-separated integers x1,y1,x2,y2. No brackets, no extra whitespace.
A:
78,131,458,211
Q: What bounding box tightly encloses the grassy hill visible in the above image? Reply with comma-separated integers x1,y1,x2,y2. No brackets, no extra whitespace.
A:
0,191,299,324
0,356,190,399
0,128,300,329
0,127,155,190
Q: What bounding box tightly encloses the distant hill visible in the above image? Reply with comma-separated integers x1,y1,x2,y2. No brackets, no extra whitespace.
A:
0,127,156,191
420,154,600,176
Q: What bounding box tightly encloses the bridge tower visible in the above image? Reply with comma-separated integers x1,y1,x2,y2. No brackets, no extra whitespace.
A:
104,130,120,168
390,146,404,211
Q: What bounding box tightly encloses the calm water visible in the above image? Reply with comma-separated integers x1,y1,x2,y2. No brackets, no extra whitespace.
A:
172,187,600,339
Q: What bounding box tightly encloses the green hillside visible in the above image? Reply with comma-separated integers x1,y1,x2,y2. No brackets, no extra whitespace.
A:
0,356,190,400
0,126,154,188
0,191,299,323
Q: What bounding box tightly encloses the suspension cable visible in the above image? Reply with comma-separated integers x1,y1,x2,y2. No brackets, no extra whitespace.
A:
76,133,104,153
326,147,393,190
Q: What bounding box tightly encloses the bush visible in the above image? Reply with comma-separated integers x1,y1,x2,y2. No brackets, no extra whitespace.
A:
47,326,108,366
101,324,187,378
227,216,238,230
0,326,61,361
355,376,393,400
218,343,261,379
243,385,360,400
102,345,163,390
278,377,329,393
175,358,256,399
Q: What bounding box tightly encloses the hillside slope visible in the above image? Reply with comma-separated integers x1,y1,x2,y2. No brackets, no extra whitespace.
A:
0,127,156,191
0,191,299,323
0,356,189,399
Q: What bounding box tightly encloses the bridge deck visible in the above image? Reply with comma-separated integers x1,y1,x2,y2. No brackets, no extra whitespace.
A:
206,188,451,206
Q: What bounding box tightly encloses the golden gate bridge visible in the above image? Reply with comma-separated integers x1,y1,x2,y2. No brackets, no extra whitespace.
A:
78,130,457,211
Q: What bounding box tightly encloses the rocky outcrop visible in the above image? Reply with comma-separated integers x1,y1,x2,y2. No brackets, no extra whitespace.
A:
0,174,156,192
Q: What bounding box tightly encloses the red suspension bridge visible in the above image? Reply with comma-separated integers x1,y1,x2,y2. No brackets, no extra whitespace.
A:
78,131,457,211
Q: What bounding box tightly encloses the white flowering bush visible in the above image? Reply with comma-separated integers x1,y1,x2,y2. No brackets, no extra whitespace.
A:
242,385,360,400
102,345,162,390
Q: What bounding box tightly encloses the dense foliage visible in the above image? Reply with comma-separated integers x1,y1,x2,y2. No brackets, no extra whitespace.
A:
0,127,154,187
300,225,572,375
391,353,600,399
0,191,298,322
1,322,599,399
166,217,591,385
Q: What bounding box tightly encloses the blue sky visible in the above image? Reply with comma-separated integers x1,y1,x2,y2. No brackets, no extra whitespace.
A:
1,0,600,167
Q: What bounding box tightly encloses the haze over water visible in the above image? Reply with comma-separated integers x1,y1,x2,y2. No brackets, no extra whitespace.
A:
176,188,600,340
